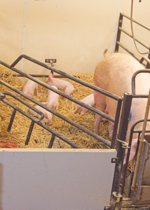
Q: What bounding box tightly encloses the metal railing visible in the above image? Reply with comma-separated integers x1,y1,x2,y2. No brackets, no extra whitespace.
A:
115,13,150,68
0,57,122,149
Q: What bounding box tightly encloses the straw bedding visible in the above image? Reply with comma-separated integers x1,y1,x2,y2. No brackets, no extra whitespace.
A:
0,65,111,149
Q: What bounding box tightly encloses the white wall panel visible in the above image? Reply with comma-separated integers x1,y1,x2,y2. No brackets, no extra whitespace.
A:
0,148,116,210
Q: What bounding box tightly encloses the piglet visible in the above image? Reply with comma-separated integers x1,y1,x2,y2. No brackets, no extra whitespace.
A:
23,79,38,97
47,73,75,96
47,86,59,110
74,93,95,114
30,103,52,125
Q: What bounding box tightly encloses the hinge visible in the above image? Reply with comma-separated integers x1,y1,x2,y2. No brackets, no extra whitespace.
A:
117,139,130,149
112,192,122,198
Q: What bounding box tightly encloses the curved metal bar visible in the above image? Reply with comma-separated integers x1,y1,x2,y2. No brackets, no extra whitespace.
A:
131,69,150,95
0,81,111,147
0,61,116,122
2,91,44,121
0,94,81,148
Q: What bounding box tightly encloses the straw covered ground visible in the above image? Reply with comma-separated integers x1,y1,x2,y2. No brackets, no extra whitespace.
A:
0,65,111,149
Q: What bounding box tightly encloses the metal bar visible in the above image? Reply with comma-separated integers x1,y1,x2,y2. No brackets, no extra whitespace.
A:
131,69,150,95
111,98,122,148
128,134,140,198
2,91,45,121
115,13,123,52
11,74,68,78
48,134,55,148
121,13,150,31
118,27,149,50
7,109,16,132
0,62,117,122
6,56,120,100
116,41,140,62
118,124,135,207
1,85,112,147
131,90,150,190
25,121,35,145
110,93,133,210
0,96,81,148
1,90,111,147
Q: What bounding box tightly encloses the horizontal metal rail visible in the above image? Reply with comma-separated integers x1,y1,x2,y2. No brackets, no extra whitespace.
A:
9,54,120,101
118,27,149,50
0,92,81,148
116,41,140,62
0,79,112,147
0,60,116,122
121,13,150,31
0,74,65,78
132,69,150,95
115,13,150,69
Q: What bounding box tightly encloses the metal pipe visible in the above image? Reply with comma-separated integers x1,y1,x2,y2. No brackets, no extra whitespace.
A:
121,13,150,31
131,69,150,95
111,98,122,148
0,95,81,148
131,89,150,190
116,41,140,62
0,62,116,122
1,88,111,147
118,27,149,50
7,55,120,100
110,93,133,210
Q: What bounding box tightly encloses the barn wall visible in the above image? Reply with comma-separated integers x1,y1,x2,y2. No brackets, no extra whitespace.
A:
0,0,150,75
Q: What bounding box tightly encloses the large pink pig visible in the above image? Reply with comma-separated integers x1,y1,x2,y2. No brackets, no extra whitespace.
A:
93,52,150,144
47,86,59,110
47,73,75,96
23,79,38,97
30,103,52,125
74,93,95,114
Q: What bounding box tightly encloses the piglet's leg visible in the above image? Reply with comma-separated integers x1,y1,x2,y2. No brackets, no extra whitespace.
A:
36,86,38,96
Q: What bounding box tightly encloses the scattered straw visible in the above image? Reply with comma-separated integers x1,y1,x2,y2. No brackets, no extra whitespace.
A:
0,66,111,149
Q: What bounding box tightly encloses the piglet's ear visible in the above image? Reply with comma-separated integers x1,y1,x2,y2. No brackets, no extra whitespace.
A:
48,73,53,82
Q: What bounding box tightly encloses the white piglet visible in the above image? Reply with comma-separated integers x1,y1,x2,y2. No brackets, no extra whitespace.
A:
47,73,75,96
93,52,150,164
47,86,59,110
30,103,52,125
74,93,95,114
23,79,38,97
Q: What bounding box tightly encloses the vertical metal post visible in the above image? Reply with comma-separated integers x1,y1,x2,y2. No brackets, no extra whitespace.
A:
7,109,16,132
115,13,123,52
25,121,34,145
111,98,122,148
109,93,132,210
48,134,55,148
